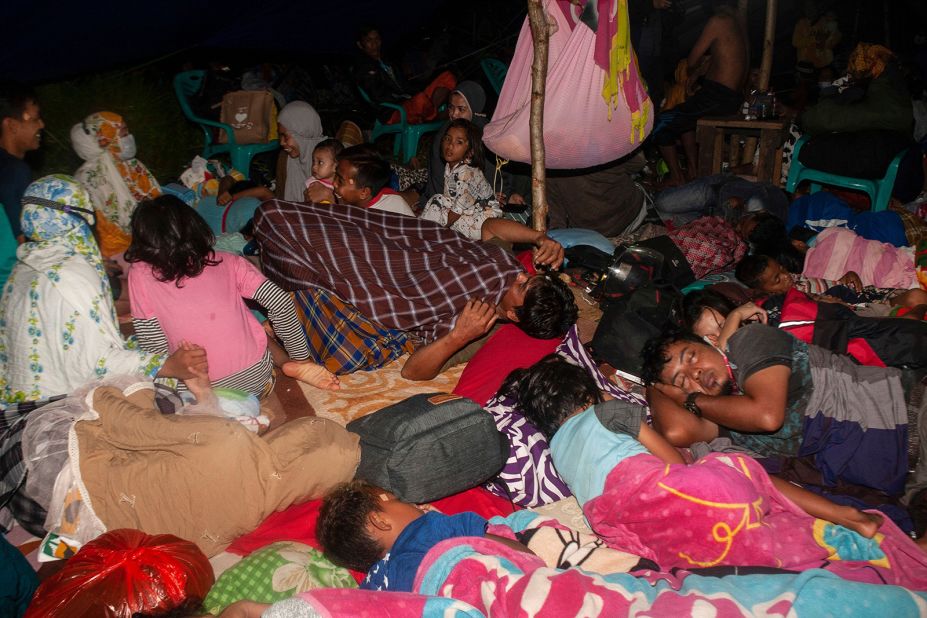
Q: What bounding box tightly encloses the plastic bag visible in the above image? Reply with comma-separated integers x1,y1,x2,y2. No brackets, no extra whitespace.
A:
24,529,214,618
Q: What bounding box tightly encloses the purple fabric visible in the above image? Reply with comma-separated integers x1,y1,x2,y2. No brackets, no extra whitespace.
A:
484,326,648,506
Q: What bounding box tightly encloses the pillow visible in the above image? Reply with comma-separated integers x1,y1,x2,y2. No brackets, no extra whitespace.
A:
453,324,560,407
203,541,356,614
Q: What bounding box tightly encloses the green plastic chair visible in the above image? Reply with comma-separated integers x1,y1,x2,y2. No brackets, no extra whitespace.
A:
173,70,279,178
785,134,907,212
357,87,445,164
480,58,509,95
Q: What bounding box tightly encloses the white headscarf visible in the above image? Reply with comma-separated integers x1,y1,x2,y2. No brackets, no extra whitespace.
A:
278,101,328,201
70,115,159,234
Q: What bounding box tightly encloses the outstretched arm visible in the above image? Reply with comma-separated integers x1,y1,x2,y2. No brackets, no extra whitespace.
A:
638,423,687,464
480,218,564,269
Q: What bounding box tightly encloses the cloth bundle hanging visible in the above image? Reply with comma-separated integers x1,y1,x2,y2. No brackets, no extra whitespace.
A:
483,0,652,169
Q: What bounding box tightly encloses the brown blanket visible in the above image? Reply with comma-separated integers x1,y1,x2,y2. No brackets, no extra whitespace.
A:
75,384,360,556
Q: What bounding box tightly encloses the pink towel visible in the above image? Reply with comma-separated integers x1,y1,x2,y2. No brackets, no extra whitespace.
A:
804,227,918,289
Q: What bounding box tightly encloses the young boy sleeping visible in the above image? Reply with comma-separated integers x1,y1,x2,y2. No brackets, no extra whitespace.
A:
502,355,927,574
316,481,533,592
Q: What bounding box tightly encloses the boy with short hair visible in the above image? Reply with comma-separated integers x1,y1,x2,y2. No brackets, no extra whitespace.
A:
317,480,530,592
332,146,415,216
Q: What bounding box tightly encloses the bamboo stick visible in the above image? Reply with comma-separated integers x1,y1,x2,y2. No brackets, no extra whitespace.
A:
758,0,778,92
527,0,549,233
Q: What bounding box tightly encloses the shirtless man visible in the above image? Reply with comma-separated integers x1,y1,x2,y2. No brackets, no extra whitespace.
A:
652,0,748,185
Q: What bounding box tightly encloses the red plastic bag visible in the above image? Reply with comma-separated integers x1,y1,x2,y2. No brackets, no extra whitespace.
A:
25,529,214,618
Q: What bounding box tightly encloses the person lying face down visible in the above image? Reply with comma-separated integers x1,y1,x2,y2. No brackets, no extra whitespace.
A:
253,193,575,381
639,324,916,517
316,481,532,593
504,355,894,570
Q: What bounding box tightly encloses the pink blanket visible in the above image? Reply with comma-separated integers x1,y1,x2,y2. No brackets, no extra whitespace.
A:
804,227,918,289
585,452,927,589
284,509,927,616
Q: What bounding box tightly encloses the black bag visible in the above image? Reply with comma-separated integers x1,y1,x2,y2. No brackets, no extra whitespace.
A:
590,282,683,379
346,393,508,503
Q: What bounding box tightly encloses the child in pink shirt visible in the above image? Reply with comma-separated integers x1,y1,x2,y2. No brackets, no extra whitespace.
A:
126,195,340,397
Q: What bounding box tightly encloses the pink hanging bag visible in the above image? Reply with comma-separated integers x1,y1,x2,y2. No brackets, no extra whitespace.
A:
483,0,652,169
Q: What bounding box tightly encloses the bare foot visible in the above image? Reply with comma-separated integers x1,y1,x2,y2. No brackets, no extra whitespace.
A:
839,508,884,539
282,360,341,390
184,375,219,407
178,340,218,407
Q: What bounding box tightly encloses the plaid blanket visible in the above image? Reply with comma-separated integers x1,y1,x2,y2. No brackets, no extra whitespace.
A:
254,200,523,344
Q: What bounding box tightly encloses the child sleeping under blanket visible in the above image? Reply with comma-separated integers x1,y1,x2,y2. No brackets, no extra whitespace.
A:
221,510,927,618
503,355,927,588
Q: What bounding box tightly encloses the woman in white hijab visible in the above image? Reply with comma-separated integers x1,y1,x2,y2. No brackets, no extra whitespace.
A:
276,101,328,202
70,112,160,257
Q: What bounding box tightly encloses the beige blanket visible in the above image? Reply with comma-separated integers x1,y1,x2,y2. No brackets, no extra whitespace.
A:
75,382,360,557
300,357,466,426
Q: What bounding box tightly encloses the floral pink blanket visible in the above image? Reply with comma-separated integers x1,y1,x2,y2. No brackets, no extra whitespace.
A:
585,452,927,589
286,510,927,617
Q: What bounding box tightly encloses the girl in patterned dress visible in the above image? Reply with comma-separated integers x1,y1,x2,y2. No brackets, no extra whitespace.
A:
420,119,501,240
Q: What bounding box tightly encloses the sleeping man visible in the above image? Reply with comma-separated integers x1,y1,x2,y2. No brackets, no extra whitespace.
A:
640,324,923,531
253,200,576,380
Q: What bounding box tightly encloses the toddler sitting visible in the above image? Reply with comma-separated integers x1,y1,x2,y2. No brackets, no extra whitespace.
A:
303,138,344,203
316,480,531,592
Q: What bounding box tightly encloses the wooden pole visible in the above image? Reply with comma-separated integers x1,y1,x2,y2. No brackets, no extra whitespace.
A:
758,0,777,92
527,0,549,233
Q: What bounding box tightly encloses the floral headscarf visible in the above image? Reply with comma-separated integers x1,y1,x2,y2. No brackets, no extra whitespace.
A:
19,174,111,303
71,112,160,251
0,174,161,402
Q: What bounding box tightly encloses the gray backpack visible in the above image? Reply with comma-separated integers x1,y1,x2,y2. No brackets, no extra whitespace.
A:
346,393,508,503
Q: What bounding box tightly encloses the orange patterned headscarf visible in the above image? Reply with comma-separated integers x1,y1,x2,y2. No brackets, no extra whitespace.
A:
847,43,893,81
72,112,161,255
86,111,126,152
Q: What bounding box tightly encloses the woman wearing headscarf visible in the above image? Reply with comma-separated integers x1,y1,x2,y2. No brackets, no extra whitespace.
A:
0,175,205,403
276,101,328,202
421,81,489,203
71,112,161,258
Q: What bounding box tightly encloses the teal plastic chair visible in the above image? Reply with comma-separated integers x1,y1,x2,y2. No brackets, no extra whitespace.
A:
173,70,279,178
356,87,444,164
480,58,508,95
785,134,907,212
